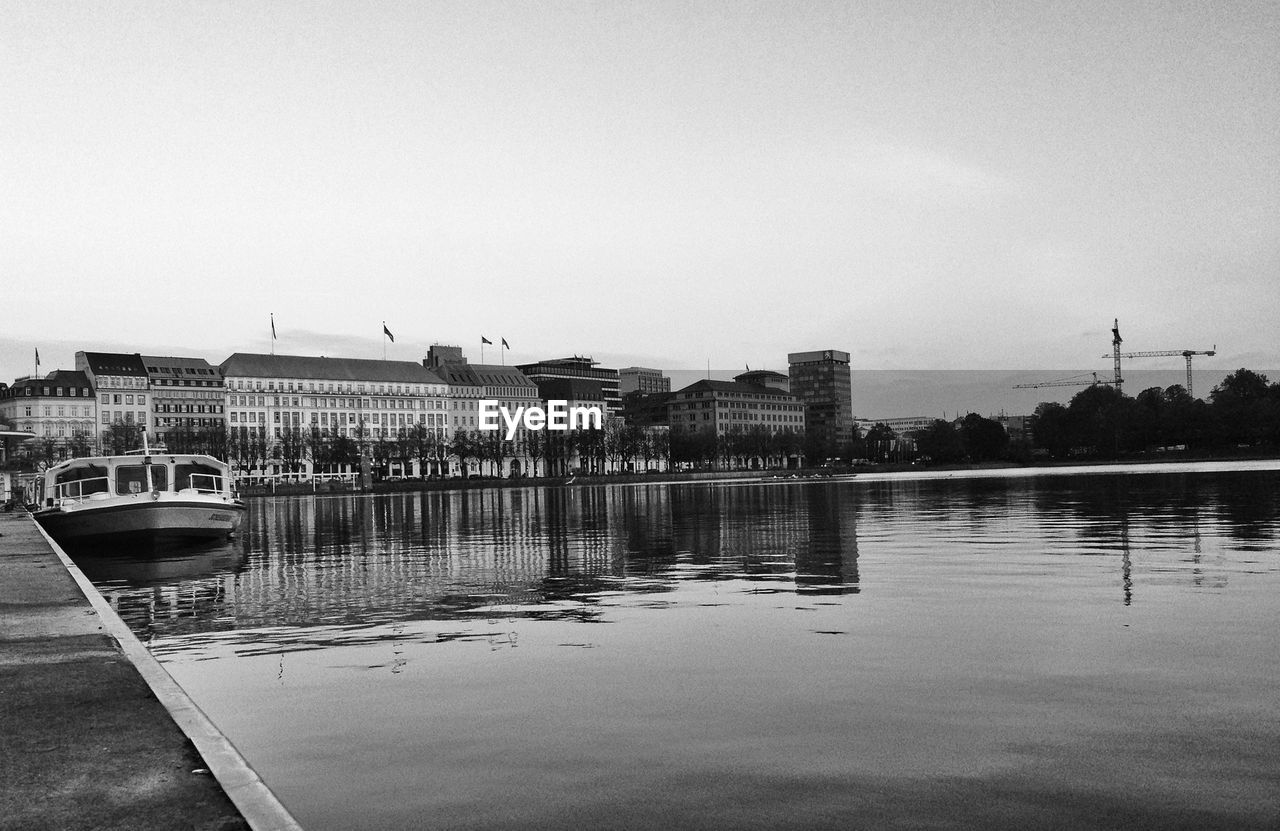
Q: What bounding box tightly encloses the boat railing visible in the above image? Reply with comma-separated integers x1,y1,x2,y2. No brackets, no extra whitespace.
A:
182,472,228,495
52,476,113,503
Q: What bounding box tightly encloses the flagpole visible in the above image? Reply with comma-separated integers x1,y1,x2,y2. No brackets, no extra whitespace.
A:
481,338,486,364
383,321,387,361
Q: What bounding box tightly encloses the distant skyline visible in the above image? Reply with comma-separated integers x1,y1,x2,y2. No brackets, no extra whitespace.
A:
4,2,1277,384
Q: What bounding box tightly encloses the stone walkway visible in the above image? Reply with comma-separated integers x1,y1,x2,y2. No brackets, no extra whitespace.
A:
0,510,273,831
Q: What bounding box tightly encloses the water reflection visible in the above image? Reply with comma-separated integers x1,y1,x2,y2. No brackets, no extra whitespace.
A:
87,482,865,650
84,470,1280,657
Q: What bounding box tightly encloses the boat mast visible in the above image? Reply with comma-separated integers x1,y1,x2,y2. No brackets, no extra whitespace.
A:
142,433,154,493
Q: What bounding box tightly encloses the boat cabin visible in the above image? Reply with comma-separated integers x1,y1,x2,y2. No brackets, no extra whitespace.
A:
45,454,232,508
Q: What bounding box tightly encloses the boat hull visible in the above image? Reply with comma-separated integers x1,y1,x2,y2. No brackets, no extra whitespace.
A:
35,498,246,546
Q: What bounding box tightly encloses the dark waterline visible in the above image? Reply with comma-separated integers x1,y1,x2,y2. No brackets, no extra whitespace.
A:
82,467,1280,830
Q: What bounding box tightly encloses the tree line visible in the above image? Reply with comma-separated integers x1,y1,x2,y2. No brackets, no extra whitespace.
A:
1028,368,1280,459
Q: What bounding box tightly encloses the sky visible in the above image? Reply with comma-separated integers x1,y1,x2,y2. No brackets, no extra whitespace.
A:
3,1,1277,399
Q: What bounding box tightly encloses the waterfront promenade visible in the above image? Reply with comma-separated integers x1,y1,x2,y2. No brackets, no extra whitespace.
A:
0,511,298,831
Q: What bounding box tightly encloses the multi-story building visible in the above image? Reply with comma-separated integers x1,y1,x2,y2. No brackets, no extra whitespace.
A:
76,352,151,443
219,353,450,475
788,350,853,454
621,390,673,429
619,366,670,396
0,371,96,457
428,351,540,477
853,416,936,434
141,355,226,444
668,375,805,436
517,356,621,416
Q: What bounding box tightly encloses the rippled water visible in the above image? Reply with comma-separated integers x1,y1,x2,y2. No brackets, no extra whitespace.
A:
83,464,1280,830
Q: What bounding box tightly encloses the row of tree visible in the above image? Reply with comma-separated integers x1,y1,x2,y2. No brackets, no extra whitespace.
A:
1029,368,1280,459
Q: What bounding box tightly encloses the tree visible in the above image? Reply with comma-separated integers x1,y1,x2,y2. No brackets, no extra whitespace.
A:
279,426,308,473
1066,384,1142,459
1211,369,1270,405
1210,369,1276,446
451,430,479,478
67,430,94,459
102,422,144,455
959,413,1009,462
913,420,964,464
863,423,895,463
1031,402,1071,459
410,423,438,478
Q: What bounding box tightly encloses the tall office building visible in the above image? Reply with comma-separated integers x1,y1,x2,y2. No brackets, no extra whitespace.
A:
619,366,670,396
517,356,621,416
787,350,853,455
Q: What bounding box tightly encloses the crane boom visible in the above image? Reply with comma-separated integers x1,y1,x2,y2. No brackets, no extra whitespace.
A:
1097,348,1216,397
1013,372,1116,390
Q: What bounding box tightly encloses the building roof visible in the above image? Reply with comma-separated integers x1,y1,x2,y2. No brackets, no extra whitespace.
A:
0,370,92,398
220,353,444,385
674,379,798,398
520,356,599,368
436,363,537,390
78,351,148,377
140,355,221,379
788,349,851,364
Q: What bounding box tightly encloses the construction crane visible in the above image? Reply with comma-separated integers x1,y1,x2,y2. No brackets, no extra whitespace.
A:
1100,346,1217,398
1111,319,1124,394
1013,372,1116,390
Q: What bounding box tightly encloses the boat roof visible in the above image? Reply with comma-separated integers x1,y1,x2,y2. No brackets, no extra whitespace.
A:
47,453,230,473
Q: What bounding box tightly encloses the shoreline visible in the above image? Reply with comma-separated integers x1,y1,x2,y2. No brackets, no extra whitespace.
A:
238,450,1280,499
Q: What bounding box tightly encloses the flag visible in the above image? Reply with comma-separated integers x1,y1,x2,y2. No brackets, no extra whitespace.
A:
501,338,509,349
35,347,40,367
481,336,492,345
383,323,395,342
271,314,277,340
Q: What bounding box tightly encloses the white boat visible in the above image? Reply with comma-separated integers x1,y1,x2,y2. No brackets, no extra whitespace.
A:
33,443,246,548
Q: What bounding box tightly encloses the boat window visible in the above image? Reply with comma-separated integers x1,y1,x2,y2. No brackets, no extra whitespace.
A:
175,462,221,491
115,465,169,495
55,465,109,496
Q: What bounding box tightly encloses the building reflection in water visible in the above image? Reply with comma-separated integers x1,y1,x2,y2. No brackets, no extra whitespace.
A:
90,482,863,648
88,470,1276,651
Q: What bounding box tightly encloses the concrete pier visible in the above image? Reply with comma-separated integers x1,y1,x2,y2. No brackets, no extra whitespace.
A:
0,510,299,831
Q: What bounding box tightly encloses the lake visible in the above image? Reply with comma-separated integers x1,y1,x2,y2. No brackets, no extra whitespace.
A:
84,463,1280,830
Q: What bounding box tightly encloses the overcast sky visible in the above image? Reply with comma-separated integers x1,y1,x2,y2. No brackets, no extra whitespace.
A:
3,1,1277,385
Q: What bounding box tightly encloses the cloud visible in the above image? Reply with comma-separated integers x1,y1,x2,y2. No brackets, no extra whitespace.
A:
843,144,1011,200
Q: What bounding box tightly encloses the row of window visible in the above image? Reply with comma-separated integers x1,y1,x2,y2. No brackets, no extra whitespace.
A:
228,378,446,396
5,386,93,397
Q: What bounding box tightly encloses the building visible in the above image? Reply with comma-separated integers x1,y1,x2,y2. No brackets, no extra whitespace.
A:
429,356,540,477
219,353,449,477
735,369,790,393
76,352,151,444
788,350,853,455
619,366,670,396
668,378,804,436
517,356,621,416
621,390,673,429
141,355,226,444
853,416,937,434
0,371,96,458
533,378,608,476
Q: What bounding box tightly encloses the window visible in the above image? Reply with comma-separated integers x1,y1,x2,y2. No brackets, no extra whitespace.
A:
115,464,168,495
